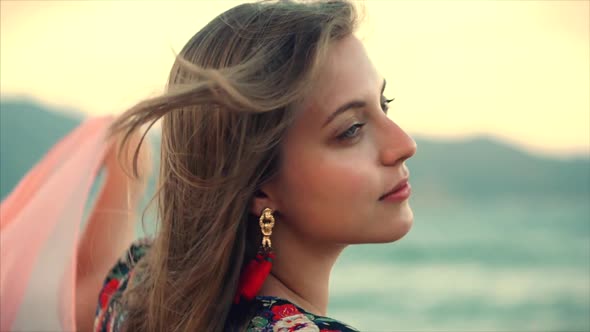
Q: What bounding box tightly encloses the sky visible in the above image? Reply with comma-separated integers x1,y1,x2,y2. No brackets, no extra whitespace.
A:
1,0,588,158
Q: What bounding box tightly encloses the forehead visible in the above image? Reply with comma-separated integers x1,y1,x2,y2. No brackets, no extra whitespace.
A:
303,35,381,113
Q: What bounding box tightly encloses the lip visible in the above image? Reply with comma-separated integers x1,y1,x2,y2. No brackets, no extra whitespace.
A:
379,178,411,202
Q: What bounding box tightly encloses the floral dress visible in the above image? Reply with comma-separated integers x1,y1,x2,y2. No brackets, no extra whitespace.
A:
94,238,359,332
243,296,359,332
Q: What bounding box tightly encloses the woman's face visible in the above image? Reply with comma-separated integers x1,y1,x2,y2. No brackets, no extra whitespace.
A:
261,34,417,246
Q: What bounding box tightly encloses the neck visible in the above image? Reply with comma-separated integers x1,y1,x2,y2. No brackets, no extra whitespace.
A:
257,223,346,317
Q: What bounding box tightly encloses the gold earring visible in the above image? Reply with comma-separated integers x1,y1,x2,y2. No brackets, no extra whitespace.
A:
259,208,275,251
233,208,277,304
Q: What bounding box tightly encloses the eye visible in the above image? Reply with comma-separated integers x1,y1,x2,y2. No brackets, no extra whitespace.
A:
381,96,395,113
337,123,366,140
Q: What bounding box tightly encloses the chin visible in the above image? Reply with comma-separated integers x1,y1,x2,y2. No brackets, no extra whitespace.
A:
375,202,414,243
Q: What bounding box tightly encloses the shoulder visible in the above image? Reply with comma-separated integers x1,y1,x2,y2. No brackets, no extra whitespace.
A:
245,296,360,332
93,236,153,332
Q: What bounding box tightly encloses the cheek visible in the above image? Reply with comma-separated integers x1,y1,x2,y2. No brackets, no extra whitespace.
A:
277,149,377,241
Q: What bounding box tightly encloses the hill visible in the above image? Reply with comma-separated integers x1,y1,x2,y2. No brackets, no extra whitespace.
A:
1,98,588,203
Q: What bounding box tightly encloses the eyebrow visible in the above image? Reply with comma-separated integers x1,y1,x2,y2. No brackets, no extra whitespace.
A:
322,78,387,128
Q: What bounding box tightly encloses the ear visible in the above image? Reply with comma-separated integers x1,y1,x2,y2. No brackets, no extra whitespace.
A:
250,181,280,217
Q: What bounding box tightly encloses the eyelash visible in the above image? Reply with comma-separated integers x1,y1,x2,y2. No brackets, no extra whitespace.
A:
336,95,395,141
381,96,395,113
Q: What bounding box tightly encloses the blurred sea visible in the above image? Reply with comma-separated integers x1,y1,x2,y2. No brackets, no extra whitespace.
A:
330,195,590,331
1,99,589,331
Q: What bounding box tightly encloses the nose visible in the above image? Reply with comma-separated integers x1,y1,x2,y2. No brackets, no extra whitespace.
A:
378,117,417,167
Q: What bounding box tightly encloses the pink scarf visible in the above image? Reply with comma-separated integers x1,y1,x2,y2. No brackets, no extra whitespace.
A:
1,116,117,331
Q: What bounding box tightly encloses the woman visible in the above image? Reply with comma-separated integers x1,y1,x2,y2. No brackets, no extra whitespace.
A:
93,0,417,331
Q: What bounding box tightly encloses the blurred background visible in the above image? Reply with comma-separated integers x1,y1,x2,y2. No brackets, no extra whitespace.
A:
1,0,588,331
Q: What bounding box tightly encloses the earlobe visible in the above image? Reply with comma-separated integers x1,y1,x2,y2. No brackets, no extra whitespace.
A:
250,185,279,217
250,191,272,217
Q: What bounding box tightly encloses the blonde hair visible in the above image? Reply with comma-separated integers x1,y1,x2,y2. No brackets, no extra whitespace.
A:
108,1,360,331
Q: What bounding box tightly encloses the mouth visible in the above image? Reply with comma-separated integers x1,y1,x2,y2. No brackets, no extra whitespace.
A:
379,177,409,200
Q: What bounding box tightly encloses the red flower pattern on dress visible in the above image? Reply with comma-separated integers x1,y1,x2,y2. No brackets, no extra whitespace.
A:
271,303,301,320
99,279,120,309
